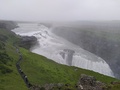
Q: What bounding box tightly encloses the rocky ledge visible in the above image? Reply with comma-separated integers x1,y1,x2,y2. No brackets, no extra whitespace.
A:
19,36,38,50
77,74,105,90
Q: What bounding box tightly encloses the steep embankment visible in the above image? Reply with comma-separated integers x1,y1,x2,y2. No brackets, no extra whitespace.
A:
0,21,120,90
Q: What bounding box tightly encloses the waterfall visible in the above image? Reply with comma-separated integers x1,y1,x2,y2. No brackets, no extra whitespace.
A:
12,23,115,77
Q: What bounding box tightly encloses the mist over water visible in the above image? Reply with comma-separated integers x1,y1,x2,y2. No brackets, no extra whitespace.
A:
12,22,115,78
52,21,120,79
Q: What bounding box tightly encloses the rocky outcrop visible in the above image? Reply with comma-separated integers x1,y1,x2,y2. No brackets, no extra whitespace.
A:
59,49,75,66
77,74,105,90
19,36,38,50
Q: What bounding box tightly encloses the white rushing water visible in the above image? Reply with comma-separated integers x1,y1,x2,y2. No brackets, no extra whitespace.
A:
12,23,114,77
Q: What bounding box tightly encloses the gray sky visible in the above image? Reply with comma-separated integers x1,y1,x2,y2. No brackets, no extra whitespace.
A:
0,0,120,21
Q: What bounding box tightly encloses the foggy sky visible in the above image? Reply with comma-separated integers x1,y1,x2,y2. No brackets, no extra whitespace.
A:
0,0,120,21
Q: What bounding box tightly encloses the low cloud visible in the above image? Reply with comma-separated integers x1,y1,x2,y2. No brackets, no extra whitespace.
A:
0,0,120,21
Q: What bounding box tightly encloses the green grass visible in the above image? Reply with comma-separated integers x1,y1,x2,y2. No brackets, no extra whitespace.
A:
20,48,119,85
0,28,120,90
0,28,28,90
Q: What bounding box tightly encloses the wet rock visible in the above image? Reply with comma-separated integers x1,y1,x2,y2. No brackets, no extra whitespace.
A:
19,36,38,49
59,49,75,66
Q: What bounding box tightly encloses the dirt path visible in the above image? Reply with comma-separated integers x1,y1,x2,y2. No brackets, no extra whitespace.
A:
15,46,32,88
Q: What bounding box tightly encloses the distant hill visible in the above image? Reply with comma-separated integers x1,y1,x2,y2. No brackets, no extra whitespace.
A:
0,20,18,30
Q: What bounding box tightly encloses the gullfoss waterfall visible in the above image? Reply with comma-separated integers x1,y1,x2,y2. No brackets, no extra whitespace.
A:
12,23,114,77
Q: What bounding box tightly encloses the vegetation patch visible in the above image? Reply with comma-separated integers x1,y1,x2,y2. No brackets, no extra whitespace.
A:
0,27,27,90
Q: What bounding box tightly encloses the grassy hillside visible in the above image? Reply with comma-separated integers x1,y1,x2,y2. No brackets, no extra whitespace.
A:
20,48,119,84
0,26,120,90
0,28,28,90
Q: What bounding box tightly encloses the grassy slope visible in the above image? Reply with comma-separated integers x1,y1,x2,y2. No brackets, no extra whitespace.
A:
20,48,119,85
0,28,120,90
0,29,27,90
